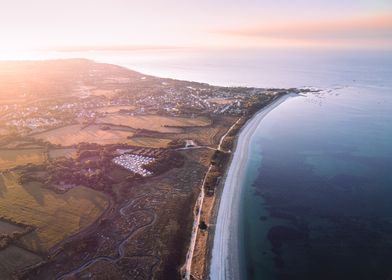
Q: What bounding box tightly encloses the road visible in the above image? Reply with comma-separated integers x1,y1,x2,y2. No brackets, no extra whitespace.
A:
217,118,242,151
181,117,241,279
56,195,158,280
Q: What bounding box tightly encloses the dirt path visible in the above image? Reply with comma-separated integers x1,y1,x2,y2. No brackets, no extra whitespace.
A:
181,117,241,280
217,118,242,151
56,196,158,280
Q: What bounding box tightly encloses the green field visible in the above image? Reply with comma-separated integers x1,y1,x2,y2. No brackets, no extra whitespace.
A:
0,245,43,280
126,137,171,148
48,148,77,159
32,124,134,146
0,149,46,170
98,114,211,133
0,172,109,252
94,105,135,113
0,127,8,136
0,220,25,235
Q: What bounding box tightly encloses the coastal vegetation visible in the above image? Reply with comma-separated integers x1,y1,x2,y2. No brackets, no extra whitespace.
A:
0,149,46,170
98,114,211,133
32,124,134,146
0,172,109,252
125,137,171,148
0,245,43,279
48,148,77,159
0,59,295,279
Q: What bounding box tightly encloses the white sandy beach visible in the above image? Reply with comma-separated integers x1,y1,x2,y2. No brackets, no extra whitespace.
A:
209,94,293,280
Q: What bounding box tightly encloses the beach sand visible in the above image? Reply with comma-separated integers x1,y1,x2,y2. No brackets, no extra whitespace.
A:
209,94,293,280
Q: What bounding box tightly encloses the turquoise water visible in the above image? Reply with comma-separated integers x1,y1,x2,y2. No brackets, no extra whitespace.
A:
44,47,392,279
91,48,391,279
241,85,392,279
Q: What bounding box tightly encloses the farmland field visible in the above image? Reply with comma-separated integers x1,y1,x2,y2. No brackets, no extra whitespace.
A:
0,172,109,252
0,149,46,170
207,98,236,105
0,127,8,136
0,245,43,280
127,137,171,148
0,220,25,235
48,148,77,159
90,89,118,98
0,141,42,149
94,105,135,114
98,114,211,133
32,124,134,146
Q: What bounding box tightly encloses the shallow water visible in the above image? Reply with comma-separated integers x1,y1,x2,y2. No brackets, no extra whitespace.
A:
37,47,392,279
241,85,392,279
94,48,392,279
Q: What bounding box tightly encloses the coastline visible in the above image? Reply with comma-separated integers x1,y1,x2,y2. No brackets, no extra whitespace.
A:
181,117,243,279
208,94,293,280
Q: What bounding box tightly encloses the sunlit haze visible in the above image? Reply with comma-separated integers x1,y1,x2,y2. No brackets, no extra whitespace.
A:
1,1,392,280
0,0,391,59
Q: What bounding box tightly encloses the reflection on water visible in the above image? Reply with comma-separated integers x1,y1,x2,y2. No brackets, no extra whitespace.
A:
17,48,392,89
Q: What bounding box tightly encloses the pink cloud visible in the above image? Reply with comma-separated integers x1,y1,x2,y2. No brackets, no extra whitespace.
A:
219,15,392,44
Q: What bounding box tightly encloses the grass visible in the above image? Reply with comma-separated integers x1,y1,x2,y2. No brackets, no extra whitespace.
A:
207,98,235,105
48,148,77,159
0,245,43,280
90,89,118,98
32,124,134,146
33,124,170,148
0,141,41,149
94,105,135,114
127,137,171,148
98,114,211,133
0,149,46,170
108,168,130,183
0,127,8,136
0,172,109,253
0,220,25,235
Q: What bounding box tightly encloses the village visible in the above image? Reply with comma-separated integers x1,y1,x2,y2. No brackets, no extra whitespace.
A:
0,59,298,280
0,74,284,136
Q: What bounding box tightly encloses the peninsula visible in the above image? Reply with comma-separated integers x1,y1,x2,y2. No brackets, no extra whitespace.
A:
0,59,306,279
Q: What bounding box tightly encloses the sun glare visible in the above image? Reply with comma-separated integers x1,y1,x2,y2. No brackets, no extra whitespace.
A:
0,45,48,61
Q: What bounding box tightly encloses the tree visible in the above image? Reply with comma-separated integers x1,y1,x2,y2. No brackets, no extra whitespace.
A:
199,221,208,231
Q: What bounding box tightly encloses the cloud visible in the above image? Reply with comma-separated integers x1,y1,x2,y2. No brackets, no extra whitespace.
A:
218,14,392,47
45,45,185,52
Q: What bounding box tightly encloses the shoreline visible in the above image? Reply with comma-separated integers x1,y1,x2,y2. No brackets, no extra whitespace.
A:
181,116,243,279
208,94,293,280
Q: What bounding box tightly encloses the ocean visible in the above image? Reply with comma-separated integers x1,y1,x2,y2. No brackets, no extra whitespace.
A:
241,85,392,280
40,48,391,89
50,48,392,279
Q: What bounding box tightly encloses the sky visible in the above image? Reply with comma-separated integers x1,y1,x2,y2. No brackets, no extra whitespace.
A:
0,0,391,54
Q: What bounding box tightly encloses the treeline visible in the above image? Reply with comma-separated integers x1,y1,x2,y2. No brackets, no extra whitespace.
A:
45,144,117,194
131,128,162,138
143,151,185,175
205,150,230,196
19,142,185,196
167,139,184,149
0,218,34,250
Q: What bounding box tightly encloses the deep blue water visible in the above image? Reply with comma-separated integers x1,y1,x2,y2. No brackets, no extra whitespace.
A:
241,85,392,279
46,48,392,279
